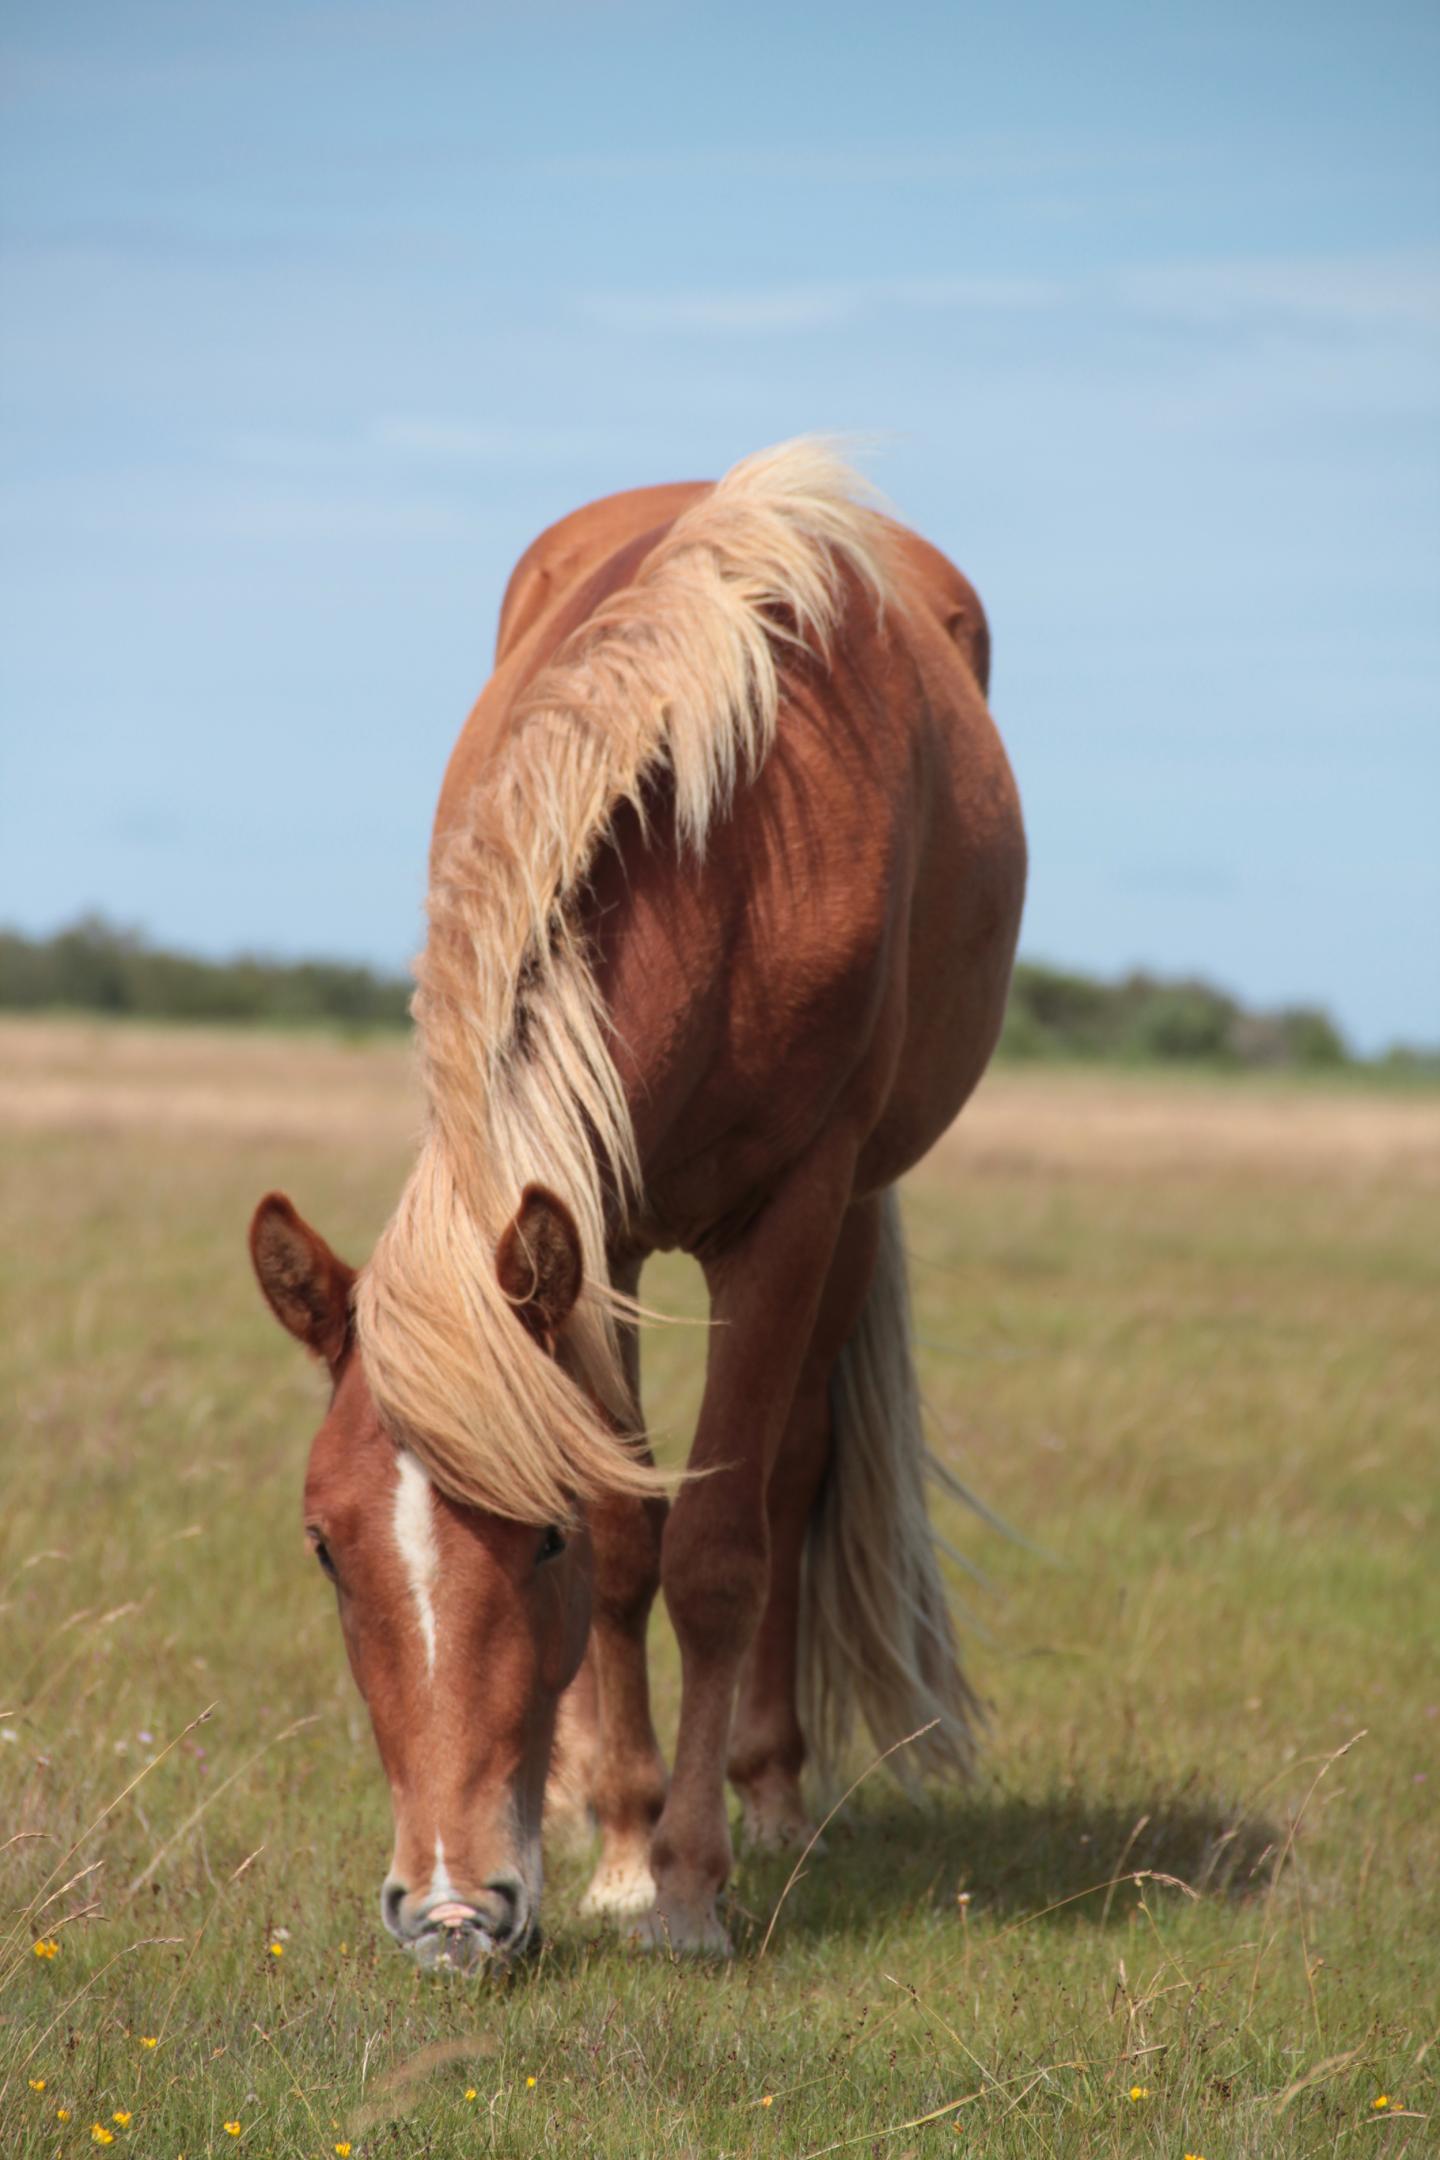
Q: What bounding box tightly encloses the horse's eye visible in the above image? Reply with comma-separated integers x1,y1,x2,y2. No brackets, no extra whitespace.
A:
312,1538,337,1582
536,1525,566,1566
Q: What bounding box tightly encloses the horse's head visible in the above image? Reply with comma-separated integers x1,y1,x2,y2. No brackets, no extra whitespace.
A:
248,1189,592,1969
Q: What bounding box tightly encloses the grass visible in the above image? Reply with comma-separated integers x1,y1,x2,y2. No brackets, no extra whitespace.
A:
1,1018,1436,2157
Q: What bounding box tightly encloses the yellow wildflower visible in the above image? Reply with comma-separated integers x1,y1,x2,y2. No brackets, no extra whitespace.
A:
761,2093,774,2107
29,2077,46,2091
525,2075,537,2088
464,2088,477,2102
58,2109,72,2123
112,2111,132,2127
139,2035,158,2048
1128,2085,1149,2101
92,2129,114,2147
268,1941,284,1957
33,1938,60,1959
1373,2095,1391,2111
224,2124,242,2137
335,2146,352,2157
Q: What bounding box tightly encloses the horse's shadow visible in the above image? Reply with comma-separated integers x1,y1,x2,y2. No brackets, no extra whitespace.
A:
721,1784,1284,1952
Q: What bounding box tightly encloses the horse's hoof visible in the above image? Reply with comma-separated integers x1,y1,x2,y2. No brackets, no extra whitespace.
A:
738,1800,824,1856
625,1903,733,1957
735,1775,824,1855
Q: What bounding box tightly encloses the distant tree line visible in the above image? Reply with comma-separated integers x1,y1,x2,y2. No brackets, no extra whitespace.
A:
0,915,411,1030
1001,961,1355,1069
1,916,1434,1073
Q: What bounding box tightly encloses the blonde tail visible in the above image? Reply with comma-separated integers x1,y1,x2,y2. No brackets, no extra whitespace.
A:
798,1188,981,1791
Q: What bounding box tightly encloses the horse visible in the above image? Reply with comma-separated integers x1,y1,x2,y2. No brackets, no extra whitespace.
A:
248,440,1025,1965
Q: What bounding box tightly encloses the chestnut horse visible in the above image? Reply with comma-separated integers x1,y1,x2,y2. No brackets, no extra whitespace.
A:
249,442,1025,1964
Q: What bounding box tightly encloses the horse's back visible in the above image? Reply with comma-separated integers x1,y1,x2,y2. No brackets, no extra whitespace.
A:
435,484,709,862
493,481,710,662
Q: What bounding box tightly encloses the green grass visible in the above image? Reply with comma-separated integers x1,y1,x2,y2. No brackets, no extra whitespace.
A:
2,1024,1436,2157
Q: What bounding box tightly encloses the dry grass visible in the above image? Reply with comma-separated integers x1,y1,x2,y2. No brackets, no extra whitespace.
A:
944,1065,1440,1183
0,1018,420,1143
6,1016,1437,1176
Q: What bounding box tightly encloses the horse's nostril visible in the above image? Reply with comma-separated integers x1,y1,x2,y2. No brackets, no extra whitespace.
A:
380,1880,407,1937
479,1879,521,1943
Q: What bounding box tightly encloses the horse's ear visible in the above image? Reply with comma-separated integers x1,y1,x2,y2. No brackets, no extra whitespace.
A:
249,1193,356,1372
496,1185,584,1349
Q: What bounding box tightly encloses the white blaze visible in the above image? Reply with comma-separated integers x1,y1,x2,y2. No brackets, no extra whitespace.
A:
391,1449,440,1677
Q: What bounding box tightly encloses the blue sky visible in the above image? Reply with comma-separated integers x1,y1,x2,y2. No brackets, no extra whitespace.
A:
2,0,1437,1049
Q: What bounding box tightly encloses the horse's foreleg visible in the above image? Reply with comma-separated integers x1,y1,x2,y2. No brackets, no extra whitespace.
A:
641,1153,853,1952
578,1480,669,1916
728,1198,882,1850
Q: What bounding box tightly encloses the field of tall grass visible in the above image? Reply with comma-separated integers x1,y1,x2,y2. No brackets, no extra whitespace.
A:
2,1019,1436,2156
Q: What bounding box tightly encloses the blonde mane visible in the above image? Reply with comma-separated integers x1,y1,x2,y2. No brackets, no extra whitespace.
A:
354,440,893,1521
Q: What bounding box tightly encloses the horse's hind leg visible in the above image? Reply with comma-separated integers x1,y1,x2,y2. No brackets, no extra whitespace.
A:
728,1199,882,1850
726,1378,829,1851
577,1263,670,1919
545,1645,600,1836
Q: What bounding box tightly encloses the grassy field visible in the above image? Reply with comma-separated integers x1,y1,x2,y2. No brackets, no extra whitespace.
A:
2,1019,1436,2158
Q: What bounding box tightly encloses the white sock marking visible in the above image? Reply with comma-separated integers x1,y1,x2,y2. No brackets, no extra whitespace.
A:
392,1449,440,1677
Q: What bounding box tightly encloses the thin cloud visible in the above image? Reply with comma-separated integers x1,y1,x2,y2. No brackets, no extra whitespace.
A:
580,274,1065,336
1117,251,1440,330
579,251,1440,340
528,141,1113,187
368,418,656,467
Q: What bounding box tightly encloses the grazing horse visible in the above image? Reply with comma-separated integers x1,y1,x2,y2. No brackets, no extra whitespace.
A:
249,441,1025,1964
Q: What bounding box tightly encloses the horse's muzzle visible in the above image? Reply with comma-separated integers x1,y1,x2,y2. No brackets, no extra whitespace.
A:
382,1877,534,1970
